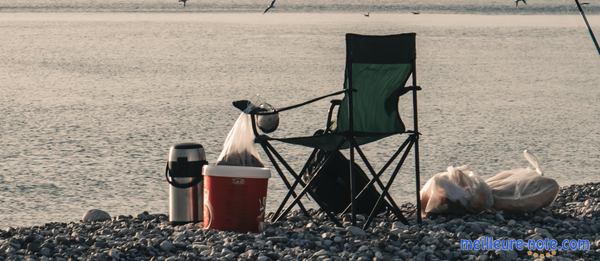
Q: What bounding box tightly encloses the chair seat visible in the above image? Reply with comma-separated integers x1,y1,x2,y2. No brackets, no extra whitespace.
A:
257,131,408,151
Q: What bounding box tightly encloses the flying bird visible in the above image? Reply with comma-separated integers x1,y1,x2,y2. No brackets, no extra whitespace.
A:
264,0,277,14
515,0,527,7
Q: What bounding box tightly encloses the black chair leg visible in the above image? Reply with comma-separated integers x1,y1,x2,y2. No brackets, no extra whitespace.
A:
273,152,342,227
363,139,414,229
413,134,422,225
340,138,411,221
349,144,356,226
352,139,408,221
265,142,342,225
269,147,319,221
259,142,310,219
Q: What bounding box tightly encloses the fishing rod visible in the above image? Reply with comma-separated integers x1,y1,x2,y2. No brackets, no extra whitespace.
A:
574,0,600,55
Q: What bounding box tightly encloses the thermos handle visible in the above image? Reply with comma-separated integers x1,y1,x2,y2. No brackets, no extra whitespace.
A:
165,161,207,189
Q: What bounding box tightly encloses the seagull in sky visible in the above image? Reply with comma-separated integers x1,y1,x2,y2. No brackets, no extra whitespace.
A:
264,0,277,14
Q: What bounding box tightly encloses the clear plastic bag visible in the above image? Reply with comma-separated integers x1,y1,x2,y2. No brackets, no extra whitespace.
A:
485,150,559,213
420,165,494,218
216,112,265,167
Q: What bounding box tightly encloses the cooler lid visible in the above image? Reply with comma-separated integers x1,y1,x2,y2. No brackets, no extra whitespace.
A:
203,165,271,179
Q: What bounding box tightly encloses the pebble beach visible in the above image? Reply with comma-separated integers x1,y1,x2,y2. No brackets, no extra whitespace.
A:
1,2,598,261
1,182,598,260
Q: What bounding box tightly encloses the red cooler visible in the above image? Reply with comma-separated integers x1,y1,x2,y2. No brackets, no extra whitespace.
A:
203,165,270,233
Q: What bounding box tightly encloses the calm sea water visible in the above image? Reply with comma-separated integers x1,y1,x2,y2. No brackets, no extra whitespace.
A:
0,6,599,227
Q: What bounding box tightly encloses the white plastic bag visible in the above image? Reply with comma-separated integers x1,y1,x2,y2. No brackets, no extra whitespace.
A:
486,150,559,213
420,165,494,218
216,113,265,167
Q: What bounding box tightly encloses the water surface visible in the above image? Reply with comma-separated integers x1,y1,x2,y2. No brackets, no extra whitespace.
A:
0,12,599,227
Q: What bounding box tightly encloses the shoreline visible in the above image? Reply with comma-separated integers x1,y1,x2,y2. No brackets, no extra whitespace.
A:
1,10,599,15
1,182,598,260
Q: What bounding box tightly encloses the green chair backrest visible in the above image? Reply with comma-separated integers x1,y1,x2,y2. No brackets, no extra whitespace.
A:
335,33,416,135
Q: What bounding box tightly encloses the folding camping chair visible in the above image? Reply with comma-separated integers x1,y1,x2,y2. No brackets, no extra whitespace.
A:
244,33,422,228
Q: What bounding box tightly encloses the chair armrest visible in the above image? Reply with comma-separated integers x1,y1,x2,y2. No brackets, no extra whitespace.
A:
396,85,422,97
232,100,279,115
236,89,347,115
234,90,346,137
276,89,346,113
326,99,342,131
